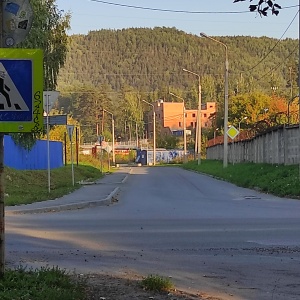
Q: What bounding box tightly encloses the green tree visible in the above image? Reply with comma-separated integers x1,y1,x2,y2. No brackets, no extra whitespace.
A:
20,0,70,90
11,0,71,150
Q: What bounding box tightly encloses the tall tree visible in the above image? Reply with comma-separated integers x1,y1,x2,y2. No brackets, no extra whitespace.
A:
19,0,70,90
11,0,71,149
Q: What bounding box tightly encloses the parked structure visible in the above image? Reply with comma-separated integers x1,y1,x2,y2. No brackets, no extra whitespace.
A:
144,99,216,137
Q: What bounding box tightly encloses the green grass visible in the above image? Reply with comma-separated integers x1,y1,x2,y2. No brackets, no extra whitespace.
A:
4,156,105,206
182,159,300,198
0,266,84,300
140,274,174,292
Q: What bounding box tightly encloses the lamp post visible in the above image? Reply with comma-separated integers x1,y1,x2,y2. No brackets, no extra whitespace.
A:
183,68,201,165
200,32,229,168
102,108,115,166
169,92,187,163
214,128,219,145
238,116,248,132
143,100,156,166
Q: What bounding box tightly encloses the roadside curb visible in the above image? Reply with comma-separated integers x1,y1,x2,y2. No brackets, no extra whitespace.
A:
7,187,120,215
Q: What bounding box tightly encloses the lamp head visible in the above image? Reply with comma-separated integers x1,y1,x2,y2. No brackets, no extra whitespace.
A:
200,32,208,38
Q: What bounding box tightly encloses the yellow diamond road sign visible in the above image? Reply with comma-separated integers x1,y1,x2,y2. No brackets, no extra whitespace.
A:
0,49,43,133
227,126,239,140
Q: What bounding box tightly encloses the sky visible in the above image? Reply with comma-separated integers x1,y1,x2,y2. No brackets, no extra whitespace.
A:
56,0,299,39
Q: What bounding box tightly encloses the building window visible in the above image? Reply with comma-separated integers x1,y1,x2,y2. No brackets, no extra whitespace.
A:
190,122,193,127
204,113,207,117
179,122,182,127
192,113,196,117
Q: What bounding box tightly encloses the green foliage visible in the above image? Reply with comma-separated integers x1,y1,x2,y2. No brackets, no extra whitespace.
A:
0,266,83,300
56,28,297,142
4,163,103,206
58,28,298,101
11,0,70,149
20,0,70,90
157,135,180,149
9,132,43,151
141,275,173,292
182,160,300,198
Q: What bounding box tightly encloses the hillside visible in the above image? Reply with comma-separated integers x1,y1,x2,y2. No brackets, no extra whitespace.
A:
57,27,298,100
55,27,298,143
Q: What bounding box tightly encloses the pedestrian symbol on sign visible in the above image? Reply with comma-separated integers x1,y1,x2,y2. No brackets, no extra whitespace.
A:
0,62,29,111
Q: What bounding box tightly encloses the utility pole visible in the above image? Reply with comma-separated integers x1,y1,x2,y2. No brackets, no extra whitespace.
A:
0,0,5,278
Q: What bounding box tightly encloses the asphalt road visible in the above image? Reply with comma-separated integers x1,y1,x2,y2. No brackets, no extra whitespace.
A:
6,166,300,300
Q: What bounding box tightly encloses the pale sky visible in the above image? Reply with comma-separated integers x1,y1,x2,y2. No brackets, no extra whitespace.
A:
56,0,299,39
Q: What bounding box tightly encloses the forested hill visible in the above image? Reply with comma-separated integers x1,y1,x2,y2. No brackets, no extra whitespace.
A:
57,27,298,101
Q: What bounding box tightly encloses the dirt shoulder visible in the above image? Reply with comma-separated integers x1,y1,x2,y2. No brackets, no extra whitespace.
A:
76,273,222,300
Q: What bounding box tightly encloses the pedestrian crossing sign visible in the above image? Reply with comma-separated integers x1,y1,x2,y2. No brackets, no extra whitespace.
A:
0,49,43,132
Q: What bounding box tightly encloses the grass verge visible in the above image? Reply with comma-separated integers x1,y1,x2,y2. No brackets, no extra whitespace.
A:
0,266,84,300
5,163,103,206
182,159,300,198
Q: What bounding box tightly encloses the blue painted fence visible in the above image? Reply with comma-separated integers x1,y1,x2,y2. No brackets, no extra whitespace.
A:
4,135,63,170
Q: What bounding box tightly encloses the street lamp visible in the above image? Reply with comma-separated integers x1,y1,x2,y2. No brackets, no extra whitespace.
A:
214,128,219,145
238,116,248,132
169,92,187,163
200,32,229,168
183,68,201,165
142,100,156,166
102,108,115,166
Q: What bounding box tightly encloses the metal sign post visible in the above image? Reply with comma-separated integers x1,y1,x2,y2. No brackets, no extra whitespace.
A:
98,135,104,173
43,91,60,193
0,0,35,277
226,126,239,165
67,125,75,186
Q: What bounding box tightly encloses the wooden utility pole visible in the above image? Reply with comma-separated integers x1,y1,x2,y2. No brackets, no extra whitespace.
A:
0,0,5,278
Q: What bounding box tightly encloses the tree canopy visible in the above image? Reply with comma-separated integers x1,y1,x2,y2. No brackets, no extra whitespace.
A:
19,0,70,90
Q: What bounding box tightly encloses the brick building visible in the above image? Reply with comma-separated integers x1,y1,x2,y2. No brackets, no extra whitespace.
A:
144,99,216,138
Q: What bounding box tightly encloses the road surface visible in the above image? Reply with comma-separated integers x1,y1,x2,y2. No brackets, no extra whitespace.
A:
6,166,300,299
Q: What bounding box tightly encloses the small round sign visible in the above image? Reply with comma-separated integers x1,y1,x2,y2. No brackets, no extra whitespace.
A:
5,37,15,47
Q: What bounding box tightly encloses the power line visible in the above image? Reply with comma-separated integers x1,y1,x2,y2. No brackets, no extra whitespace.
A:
257,44,298,81
244,10,299,73
90,0,298,14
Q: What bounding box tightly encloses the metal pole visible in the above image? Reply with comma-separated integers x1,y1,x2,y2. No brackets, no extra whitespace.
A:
224,48,229,168
136,122,138,148
197,78,202,165
183,69,201,164
153,109,156,166
100,144,103,174
298,0,300,179
183,104,187,162
169,92,187,163
142,100,156,166
200,33,228,167
70,137,74,186
46,94,51,193
102,108,115,166
0,1,5,278
112,118,115,165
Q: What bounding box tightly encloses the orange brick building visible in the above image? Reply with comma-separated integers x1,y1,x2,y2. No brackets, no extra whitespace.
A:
144,99,216,137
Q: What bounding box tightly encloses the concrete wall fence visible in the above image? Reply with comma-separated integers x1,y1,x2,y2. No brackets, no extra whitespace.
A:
4,135,63,170
206,125,300,165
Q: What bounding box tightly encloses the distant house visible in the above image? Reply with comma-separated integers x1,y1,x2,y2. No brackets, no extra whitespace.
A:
144,99,217,138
